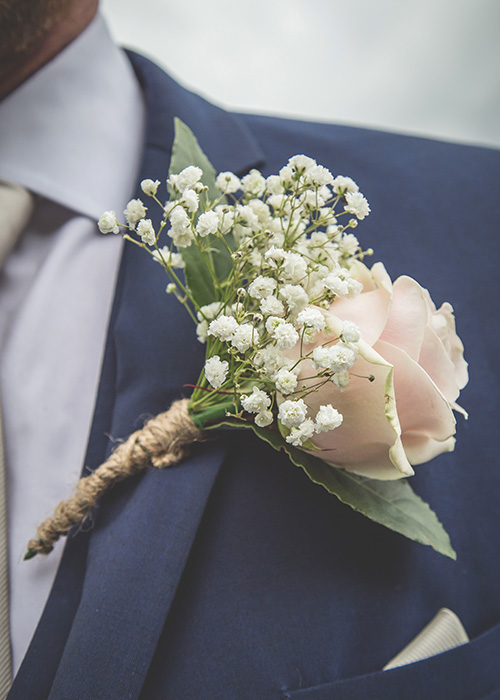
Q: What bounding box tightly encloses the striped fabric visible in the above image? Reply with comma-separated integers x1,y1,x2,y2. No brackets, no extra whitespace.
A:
0,404,12,700
0,182,34,699
383,608,470,670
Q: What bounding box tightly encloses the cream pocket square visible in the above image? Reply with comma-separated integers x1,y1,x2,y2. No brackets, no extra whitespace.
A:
383,608,469,670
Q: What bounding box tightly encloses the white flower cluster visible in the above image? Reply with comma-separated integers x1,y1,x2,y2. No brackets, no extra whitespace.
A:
204,355,228,389
278,399,343,447
207,314,261,353
101,155,371,450
240,387,273,427
98,197,158,247
184,156,370,444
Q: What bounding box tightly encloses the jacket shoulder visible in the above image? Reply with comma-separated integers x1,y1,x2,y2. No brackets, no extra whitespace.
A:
237,111,500,182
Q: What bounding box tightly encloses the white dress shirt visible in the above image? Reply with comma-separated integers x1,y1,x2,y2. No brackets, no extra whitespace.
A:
0,14,146,673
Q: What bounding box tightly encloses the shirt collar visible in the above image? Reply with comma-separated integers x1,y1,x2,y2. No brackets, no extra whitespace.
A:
0,13,145,220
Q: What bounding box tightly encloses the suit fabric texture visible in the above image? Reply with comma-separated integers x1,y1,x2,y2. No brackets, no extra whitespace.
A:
8,51,500,700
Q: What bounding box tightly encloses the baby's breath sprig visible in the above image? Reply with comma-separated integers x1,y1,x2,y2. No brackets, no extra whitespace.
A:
99,151,373,446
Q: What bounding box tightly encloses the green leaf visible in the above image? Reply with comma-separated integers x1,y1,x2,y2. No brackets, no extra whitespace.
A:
178,242,217,306
170,118,221,203
168,118,235,306
252,425,456,559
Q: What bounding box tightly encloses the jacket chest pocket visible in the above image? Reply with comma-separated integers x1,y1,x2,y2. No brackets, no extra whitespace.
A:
282,619,500,700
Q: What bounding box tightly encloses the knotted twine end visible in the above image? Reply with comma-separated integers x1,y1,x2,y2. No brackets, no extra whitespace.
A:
24,398,202,559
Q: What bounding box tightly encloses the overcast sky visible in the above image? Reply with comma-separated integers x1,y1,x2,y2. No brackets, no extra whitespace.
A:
101,0,500,149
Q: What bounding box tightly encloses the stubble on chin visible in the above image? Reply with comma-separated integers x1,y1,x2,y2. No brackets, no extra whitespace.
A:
0,0,74,60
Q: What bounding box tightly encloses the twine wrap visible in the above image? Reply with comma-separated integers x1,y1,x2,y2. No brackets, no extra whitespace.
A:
25,398,202,558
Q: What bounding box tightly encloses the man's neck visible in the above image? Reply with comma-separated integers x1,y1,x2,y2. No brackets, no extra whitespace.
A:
0,0,98,101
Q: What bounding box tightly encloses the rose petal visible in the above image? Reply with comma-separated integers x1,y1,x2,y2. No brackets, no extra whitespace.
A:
375,340,457,460
425,297,468,391
349,260,392,293
379,276,428,361
304,340,414,480
328,263,392,346
401,432,456,465
418,325,461,405
349,260,379,291
370,261,393,294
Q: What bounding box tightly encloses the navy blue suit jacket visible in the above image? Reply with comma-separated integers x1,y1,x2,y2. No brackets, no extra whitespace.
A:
9,52,500,700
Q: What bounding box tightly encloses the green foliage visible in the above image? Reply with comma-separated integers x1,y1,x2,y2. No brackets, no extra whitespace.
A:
168,118,235,306
252,424,456,559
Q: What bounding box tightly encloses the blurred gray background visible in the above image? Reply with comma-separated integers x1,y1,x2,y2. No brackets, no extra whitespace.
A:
101,0,500,149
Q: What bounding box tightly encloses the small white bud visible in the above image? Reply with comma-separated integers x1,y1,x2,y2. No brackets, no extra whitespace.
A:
141,179,161,196
124,199,147,228
315,404,343,433
341,321,361,343
255,410,274,428
98,210,120,235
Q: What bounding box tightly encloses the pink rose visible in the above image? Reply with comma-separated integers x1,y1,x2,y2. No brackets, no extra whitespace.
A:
298,261,468,480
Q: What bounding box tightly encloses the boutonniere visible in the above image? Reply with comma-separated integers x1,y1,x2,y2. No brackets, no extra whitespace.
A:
25,119,467,561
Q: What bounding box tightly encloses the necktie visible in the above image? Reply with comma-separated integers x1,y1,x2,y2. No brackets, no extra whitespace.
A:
0,181,34,698
0,182,34,267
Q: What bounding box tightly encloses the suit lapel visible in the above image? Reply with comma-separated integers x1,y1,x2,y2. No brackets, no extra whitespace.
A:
9,53,264,700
